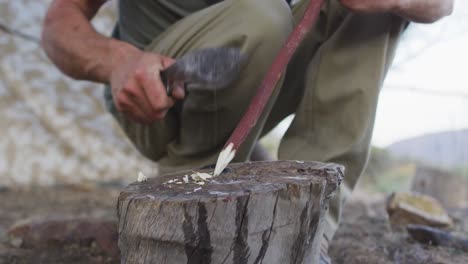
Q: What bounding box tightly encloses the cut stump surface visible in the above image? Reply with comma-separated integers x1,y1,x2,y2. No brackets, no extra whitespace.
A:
117,160,344,264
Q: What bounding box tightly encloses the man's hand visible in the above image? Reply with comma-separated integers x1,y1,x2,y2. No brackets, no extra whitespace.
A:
339,0,453,23
42,0,186,124
109,48,185,124
339,0,397,14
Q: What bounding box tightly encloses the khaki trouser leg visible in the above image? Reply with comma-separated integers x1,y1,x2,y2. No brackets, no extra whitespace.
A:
112,0,293,174
271,0,408,240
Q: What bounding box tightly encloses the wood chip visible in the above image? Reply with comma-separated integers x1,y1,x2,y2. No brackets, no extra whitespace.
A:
137,172,148,182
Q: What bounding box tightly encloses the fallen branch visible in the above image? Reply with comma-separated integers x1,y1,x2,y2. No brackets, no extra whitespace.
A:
0,22,40,44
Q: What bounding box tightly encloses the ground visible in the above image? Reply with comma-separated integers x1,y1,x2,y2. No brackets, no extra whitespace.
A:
0,185,120,264
330,194,468,264
0,185,466,264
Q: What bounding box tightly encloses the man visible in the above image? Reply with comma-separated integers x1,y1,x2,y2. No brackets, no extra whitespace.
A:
42,0,453,263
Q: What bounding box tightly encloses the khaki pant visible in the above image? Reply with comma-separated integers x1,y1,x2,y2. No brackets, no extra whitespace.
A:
106,0,407,240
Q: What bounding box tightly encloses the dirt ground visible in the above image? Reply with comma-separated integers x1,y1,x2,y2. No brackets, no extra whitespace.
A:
0,184,121,264
330,195,468,264
0,185,467,264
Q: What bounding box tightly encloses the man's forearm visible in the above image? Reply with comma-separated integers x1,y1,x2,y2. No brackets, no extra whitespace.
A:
42,0,178,123
41,0,139,83
394,0,453,23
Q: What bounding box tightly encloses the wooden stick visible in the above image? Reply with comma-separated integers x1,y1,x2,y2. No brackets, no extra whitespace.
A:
214,0,324,176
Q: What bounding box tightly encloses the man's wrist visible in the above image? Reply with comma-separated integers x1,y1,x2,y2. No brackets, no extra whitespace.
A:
107,40,141,79
85,39,141,84
390,0,408,17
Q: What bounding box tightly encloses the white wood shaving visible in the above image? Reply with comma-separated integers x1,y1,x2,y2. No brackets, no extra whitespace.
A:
191,174,202,181
162,172,213,186
194,187,202,192
199,173,213,180
137,171,148,182
190,172,212,181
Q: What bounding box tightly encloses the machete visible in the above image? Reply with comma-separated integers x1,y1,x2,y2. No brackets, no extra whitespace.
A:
160,47,244,95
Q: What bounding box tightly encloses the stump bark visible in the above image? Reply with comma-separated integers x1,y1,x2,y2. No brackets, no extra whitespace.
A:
117,161,344,264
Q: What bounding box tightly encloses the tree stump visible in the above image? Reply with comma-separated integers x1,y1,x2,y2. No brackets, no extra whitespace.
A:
117,160,344,264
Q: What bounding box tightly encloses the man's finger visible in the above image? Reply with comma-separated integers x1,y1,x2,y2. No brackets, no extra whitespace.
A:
135,68,174,112
160,56,176,68
161,56,184,100
116,92,152,124
171,82,185,100
122,78,156,120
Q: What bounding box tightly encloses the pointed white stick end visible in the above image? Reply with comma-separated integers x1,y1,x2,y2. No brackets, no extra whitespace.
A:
213,143,236,177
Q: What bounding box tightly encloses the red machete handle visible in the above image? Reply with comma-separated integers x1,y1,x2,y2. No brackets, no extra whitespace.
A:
224,0,324,151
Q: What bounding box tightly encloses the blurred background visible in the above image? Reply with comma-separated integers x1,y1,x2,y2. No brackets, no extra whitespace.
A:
0,0,466,196
0,0,155,187
0,1,467,263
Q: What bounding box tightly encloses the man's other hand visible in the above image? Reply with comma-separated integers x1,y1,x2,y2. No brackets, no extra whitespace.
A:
338,0,397,13
339,0,453,23
109,48,185,124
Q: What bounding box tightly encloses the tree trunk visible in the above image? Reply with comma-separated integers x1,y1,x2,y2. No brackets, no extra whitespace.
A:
117,160,344,264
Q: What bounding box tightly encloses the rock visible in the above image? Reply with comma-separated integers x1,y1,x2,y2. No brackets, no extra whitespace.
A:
7,216,119,259
450,208,468,233
0,186,10,193
386,192,453,228
411,165,468,209
407,224,468,252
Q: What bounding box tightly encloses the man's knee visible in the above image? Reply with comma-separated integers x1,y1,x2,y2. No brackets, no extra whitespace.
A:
240,0,293,47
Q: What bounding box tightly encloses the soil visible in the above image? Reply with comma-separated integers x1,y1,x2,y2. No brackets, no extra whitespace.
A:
0,184,121,264
330,195,468,264
0,185,467,264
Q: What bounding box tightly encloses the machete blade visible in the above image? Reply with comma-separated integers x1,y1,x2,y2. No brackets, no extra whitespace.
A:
161,47,245,95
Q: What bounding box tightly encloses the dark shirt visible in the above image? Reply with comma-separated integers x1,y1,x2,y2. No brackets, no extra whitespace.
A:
117,0,292,49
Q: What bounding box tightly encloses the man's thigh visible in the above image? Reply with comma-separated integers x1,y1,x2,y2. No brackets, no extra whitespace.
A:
277,0,408,240
110,0,294,173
